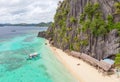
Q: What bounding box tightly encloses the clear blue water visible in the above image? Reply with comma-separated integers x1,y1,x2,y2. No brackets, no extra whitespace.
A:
0,26,77,82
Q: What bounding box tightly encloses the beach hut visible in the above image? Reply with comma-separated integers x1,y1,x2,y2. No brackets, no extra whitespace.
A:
70,51,114,73
98,60,112,71
80,53,99,66
70,51,81,58
70,51,99,66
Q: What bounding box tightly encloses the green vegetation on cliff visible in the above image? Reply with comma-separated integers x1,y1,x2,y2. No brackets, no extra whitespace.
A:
114,2,120,14
46,0,120,60
80,3,106,36
48,0,71,50
115,53,120,68
80,2,120,37
70,16,77,23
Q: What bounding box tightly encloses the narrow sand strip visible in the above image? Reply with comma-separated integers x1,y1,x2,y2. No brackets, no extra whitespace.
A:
47,41,120,82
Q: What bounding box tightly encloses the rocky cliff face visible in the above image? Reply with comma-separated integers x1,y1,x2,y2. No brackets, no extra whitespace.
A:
38,0,120,60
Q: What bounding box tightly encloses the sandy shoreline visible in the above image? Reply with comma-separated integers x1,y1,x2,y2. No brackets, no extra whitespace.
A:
47,40,120,82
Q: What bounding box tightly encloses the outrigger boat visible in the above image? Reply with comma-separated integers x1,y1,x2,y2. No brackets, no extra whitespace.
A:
29,53,38,58
27,52,39,60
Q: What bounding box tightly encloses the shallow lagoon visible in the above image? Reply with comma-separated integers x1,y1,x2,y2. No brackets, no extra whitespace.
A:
0,26,77,82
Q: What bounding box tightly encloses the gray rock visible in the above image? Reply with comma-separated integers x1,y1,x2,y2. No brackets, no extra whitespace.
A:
38,0,120,60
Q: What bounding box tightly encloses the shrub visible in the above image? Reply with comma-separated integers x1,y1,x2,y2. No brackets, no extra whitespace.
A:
115,53,120,68
114,2,120,14
70,16,77,23
70,43,74,50
80,40,88,46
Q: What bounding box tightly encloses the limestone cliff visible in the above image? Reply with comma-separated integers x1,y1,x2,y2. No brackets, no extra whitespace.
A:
38,0,120,60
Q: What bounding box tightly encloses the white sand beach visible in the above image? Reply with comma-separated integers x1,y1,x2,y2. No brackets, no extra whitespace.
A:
47,40,120,82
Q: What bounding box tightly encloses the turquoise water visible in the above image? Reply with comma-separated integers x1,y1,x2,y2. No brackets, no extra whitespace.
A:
0,26,77,82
